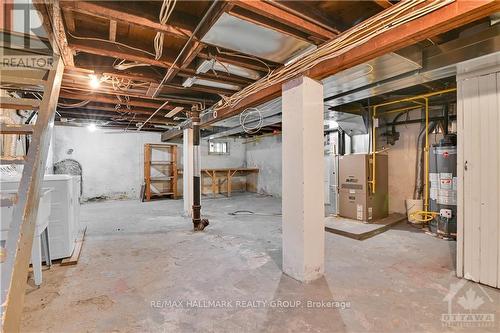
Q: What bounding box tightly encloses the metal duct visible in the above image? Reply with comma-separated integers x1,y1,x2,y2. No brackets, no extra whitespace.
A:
322,49,422,98
202,13,315,63
325,25,500,107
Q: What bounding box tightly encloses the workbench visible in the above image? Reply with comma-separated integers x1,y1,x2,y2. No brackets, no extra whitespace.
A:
178,167,259,197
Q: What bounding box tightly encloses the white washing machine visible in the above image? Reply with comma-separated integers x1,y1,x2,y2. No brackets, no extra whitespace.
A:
0,174,81,259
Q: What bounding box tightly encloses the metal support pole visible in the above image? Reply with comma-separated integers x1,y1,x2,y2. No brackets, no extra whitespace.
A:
189,106,209,231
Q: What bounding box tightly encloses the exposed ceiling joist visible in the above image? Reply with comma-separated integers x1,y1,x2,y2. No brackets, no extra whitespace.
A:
69,39,175,69
59,1,191,39
373,1,393,10
60,104,163,116
56,110,175,125
59,91,171,110
233,0,338,42
109,20,117,42
33,0,74,66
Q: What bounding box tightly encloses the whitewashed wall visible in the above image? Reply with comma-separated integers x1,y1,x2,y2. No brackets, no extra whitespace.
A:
53,126,163,200
245,135,282,197
53,126,247,200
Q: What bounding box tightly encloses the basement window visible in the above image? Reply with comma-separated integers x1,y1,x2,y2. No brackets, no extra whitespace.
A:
208,141,229,155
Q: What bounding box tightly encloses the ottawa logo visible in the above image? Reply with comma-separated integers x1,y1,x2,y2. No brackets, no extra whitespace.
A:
442,279,495,328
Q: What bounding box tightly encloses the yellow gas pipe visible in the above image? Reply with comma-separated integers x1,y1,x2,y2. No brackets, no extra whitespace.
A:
370,88,456,222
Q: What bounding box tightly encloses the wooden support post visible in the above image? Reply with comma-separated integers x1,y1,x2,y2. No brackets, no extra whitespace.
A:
144,144,151,201
172,145,178,199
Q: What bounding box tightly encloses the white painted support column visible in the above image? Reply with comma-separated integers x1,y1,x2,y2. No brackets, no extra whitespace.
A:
183,128,194,216
282,75,325,282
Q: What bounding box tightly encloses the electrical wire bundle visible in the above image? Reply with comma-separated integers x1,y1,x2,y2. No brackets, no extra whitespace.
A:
213,0,454,113
239,107,263,134
154,0,177,60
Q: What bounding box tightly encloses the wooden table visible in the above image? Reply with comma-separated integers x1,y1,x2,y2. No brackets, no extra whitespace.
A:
178,167,259,197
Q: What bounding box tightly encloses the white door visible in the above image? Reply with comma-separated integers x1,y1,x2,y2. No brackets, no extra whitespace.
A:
457,68,500,288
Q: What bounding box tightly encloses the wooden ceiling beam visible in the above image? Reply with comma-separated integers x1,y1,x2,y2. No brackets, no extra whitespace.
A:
59,1,191,39
33,0,74,67
109,20,117,42
54,121,165,131
56,110,175,125
232,1,337,42
60,104,163,116
373,1,393,10
59,91,170,109
69,39,175,69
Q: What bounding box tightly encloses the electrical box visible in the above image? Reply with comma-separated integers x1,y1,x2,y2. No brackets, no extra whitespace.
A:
338,153,388,222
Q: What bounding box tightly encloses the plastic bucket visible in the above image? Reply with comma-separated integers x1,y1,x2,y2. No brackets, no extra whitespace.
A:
406,199,423,224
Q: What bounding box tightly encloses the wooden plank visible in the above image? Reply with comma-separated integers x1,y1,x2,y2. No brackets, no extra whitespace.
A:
172,145,178,199
145,144,151,201
1,57,64,333
180,42,205,69
58,91,171,110
61,227,87,266
0,124,34,135
0,97,40,110
0,194,18,207
0,76,45,88
60,1,191,39
109,20,117,42
234,0,337,41
373,0,393,9
0,156,25,165
33,1,74,67
69,40,175,69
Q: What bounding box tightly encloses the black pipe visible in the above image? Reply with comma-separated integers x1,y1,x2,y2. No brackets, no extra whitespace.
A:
339,129,346,155
190,108,209,231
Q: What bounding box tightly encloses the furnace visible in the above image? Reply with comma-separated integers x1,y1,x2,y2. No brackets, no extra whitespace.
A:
338,153,388,222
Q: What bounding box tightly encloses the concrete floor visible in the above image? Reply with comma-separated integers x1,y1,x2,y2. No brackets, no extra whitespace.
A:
22,193,499,332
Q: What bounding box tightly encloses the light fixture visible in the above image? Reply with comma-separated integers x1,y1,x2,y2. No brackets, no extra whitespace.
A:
87,123,97,132
89,74,101,89
182,77,197,88
193,78,240,91
196,59,261,80
195,59,215,74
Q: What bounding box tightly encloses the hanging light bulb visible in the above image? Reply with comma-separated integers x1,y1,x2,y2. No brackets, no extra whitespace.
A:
87,123,97,132
89,74,101,89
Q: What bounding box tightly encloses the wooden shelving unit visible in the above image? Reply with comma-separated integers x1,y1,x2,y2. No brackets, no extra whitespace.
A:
144,143,178,201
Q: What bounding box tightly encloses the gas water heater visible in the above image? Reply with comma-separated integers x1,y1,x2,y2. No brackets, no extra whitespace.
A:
429,135,457,238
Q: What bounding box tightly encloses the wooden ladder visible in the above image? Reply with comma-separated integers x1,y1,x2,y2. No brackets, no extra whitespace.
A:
0,56,64,331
